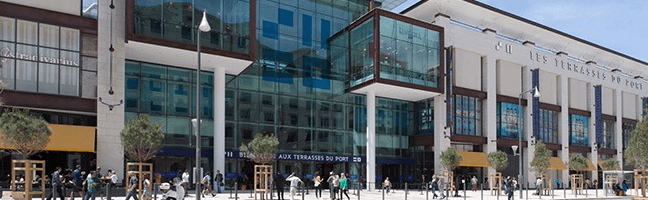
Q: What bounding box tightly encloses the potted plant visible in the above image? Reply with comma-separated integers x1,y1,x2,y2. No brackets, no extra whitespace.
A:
439,147,462,194
120,114,164,199
530,142,551,195
0,108,52,200
239,133,279,200
624,112,648,198
569,154,588,194
487,150,508,194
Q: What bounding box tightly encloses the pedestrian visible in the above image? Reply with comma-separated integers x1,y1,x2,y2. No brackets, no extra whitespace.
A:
84,171,101,200
143,174,152,200
125,172,139,200
327,172,336,200
286,172,303,200
46,167,64,200
383,177,391,194
313,171,322,199
108,170,118,197
431,175,438,199
96,167,104,200
438,176,446,199
71,165,83,200
358,175,364,191
506,177,514,200
201,172,215,197
556,178,561,189
215,170,224,193
333,174,340,199
339,173,350,200
420,174,426,193
535,177,542,195
471,176,478,191
274,171,286,200
182,170,190,190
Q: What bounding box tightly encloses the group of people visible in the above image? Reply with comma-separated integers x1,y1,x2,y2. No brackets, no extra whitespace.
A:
273,171,353,200
46,165,119,200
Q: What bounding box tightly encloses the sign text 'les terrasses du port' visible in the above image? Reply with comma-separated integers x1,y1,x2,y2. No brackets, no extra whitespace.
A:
225,151,363,163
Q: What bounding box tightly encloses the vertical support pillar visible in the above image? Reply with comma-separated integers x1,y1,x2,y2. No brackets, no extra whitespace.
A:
367,91,376,191
483,50,497,178
559,75,570,184
588,84,598,181
214,66,226,175
615,90,623,171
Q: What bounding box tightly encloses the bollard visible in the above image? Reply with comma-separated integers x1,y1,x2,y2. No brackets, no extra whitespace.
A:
463,180,466,200
235,182,238,200
382,183,385,200
496,183,499,200
270,182,273,200
153,183,157,200
302,186,305,200
563,183,565,198
358,182,360,200
480,183,483,200
426,183,429,200
229,182,234,199
106,182,112,200
405,183,408,200
526,182,529,199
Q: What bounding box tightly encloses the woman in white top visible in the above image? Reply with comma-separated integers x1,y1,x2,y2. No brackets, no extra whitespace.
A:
313,172,323,199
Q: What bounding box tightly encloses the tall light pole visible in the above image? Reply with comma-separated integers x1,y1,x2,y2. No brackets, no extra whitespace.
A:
195,11,211,200
518,86,540,200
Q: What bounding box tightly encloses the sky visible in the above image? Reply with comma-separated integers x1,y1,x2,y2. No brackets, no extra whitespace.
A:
393,0,648,64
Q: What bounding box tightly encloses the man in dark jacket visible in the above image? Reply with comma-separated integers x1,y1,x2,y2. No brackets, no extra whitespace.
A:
274,172,286,200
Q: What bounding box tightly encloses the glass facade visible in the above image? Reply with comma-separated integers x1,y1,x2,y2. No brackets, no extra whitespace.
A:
417,99,434,135
601,119,615,149
497,102,523,139
538,108,559,144
133,0,251,54
453,95,481,136
378,16,440,87
0,17,81,96
569,114,589,146
348,18,374,87
622,120,636,150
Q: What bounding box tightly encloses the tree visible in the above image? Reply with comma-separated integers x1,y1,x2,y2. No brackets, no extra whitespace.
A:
530,142,552,175
0,79,5,105
120,114,165,162
440,147,462,171
600,158,620,171
624,112,648,169
0,108,52,159
569,154,589,174
239,133,279,165
487,150,509,172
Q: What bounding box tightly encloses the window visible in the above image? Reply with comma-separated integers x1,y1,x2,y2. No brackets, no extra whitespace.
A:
601,119,615,149
622,121,636,149
569,114,589,146
454,95,481,136
417,99,434,135
538,108,559,144
497,102,522,139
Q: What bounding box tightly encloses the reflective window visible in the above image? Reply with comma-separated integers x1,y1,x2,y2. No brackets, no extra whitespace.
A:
349,18,374,87
622,121,636,149
455,95,482,136
538,108,559,144
497,102,523,139
601,119,615,149
569,114,589,146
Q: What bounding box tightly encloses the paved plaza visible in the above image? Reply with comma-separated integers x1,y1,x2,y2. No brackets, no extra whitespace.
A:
24,188,636,200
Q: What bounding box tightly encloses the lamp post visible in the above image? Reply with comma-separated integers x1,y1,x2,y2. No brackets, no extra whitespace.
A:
518,86,540,200
195,11,211,200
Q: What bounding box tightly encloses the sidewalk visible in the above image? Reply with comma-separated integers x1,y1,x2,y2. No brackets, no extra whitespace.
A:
26,188,636,200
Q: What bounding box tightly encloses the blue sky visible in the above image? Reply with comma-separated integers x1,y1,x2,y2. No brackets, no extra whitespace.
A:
394,0,648,63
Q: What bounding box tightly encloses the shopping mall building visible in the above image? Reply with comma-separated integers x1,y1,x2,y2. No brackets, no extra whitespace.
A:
1,0,647,188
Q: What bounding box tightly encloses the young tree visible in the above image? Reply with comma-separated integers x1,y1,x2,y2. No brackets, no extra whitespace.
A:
120,114,165,162
0,108,52,159
239,133,279,165
569,154,589,174
600,158,620,171
624,113,648,169
487,150,509,172
0,79,5,105
530,142,552,175
440,147,462,171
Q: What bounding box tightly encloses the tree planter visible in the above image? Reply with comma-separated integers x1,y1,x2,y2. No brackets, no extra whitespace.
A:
253,165,273,200
126,162,153,199
570,174,583,195
488,172,502,195
10,160,45,200
635,169,648,199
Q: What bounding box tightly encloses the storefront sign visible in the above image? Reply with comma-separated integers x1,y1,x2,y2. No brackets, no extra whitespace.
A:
1,47,79,66
226,150,364,163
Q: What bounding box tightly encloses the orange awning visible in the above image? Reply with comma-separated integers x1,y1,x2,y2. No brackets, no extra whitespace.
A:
598,160,621,170
0,124,96,152
549,157,567,170
457,151,489,167
585,159,597,171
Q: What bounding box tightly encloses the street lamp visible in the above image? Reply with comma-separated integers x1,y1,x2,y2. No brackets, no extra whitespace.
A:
195,11,211,200
518,86,540,199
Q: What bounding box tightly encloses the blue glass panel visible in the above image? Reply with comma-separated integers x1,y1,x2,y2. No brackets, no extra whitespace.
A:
262,21,279,39
302,14,313,46
320,19,330,48
278,8,294,26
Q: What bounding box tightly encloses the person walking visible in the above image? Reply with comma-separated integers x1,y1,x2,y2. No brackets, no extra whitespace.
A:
339,173,350,200
506,177,514,200
125,172,139,200
84,171,101,200
471,176,478,191
313,171,323,199
332,174,340,199
46,167,64,200
438,176,446,200
182,170,190,190
286,172,303,200
274,172,286,200
431,175,438,199
201,172,215,197
383,177,391,194
358,176,364,191
71,165,83,200
327,172,336,200
108,170,118,198
535,177,542,195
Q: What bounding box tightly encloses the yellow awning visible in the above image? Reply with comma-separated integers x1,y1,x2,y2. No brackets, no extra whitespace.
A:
549,157,567,170
457,151,488,167
598,160,621,170
0,124,96,153
585,159,597,171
